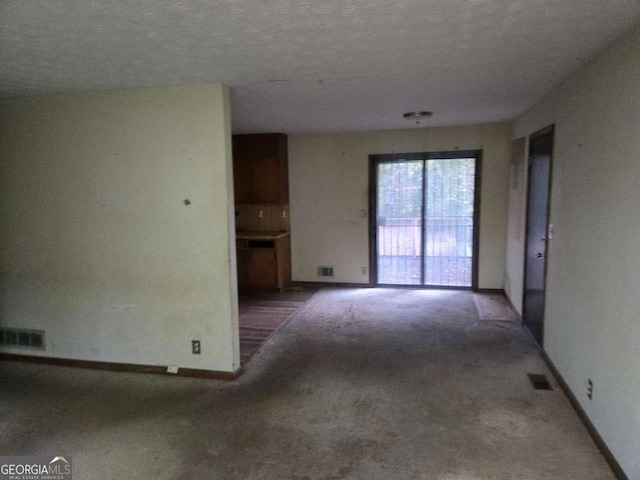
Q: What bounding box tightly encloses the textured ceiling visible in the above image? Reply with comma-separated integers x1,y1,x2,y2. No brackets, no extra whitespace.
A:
1,1,639,133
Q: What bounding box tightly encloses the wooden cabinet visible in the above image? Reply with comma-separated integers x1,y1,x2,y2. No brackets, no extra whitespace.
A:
236,235,291,289
236,249,250,287
248,249,278,287
232,133,291,289
232,133,289,204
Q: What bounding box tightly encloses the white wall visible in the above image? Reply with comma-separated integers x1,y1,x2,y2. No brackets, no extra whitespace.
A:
504,137,527,311
0,84,240,373
507,24,640,478
289,123,512,288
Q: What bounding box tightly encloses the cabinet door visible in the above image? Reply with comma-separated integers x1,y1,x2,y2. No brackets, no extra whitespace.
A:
252,154,282,203
236,250,249,287
232,136,253,203
248,249,278,287
275,235,291,288
232,133,288,203
278,134,289,204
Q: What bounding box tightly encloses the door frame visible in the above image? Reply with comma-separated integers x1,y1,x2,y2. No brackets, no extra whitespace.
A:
368,150,482,290
522,125,555,347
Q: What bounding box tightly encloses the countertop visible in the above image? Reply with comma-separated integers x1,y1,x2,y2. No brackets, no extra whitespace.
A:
236,230,290,240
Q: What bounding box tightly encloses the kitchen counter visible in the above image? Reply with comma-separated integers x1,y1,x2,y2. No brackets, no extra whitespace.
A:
235,230,290,240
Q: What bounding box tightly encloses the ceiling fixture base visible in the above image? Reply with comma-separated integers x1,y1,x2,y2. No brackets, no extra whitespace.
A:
403,111,433,120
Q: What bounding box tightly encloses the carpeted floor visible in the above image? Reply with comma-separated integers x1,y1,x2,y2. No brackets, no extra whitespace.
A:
0,288,615,479
239,288,317,363
473,292,518,321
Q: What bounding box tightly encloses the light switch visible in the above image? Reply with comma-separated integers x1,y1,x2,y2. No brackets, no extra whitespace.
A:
548,224,555,240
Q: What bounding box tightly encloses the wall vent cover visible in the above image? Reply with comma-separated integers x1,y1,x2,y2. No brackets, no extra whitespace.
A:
317,266,334,277
0,328,45,350
527,373,553,391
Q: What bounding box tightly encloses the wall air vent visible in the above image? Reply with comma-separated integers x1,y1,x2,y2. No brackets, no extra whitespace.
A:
527,373,553,391
0,328,45,350
317,266,334,277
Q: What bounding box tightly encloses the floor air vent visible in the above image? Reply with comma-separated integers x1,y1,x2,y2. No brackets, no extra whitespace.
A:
317,266,334,277
0,328,45,350
527,373,553,391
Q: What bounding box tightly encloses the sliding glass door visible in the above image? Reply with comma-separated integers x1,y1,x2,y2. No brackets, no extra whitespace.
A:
376,160,424,285
371,151,480,288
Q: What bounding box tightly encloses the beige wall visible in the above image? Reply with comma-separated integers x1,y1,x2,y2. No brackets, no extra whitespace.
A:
507,24,640,478
504,137,527,311
0,84,240,373
289,123,512,288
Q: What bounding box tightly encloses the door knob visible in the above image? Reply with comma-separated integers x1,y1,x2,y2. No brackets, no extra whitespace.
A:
536,252,546,258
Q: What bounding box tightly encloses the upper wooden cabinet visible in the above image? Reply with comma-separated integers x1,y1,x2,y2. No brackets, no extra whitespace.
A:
232,133,289,204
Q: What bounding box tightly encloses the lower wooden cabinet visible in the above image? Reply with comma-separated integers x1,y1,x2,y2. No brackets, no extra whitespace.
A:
236,234,291,289
236,249,250,286
248,249,277,287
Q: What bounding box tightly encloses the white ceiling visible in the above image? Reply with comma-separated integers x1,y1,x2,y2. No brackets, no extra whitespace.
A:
2,1,639,134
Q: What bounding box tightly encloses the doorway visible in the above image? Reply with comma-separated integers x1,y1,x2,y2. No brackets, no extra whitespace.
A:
523,126,554,346
369,151,481,288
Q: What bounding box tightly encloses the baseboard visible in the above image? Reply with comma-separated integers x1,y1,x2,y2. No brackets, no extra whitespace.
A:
293,282,509,291
290,281,372,289
293,282,479,290
539,350,628,480
0,353,242,381
502,291,523,321
474,288,504,294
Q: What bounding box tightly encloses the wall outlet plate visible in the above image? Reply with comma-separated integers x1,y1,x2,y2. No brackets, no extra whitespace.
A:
167,365,179,374
192,340,201,354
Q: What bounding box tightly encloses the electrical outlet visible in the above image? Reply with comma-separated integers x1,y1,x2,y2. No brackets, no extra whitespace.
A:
361,267,367,275
167,365,179,374
257,210,263,218
280,209,286,218
587,378,593,400
360,209,367,218
192,340,201,354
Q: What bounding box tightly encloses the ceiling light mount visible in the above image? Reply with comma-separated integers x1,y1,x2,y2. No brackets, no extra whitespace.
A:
403,111,433,121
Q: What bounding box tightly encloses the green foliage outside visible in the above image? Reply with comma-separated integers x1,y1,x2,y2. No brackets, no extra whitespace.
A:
378,158,475,220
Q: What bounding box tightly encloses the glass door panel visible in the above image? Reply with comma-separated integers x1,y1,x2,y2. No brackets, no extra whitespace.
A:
424,158,475,287
373,153,477,288
376,160,423,285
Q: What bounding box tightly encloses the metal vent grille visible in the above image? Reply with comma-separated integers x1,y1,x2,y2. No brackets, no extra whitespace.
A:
0,328,45,350
527,373,553,391
317,266,334,277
